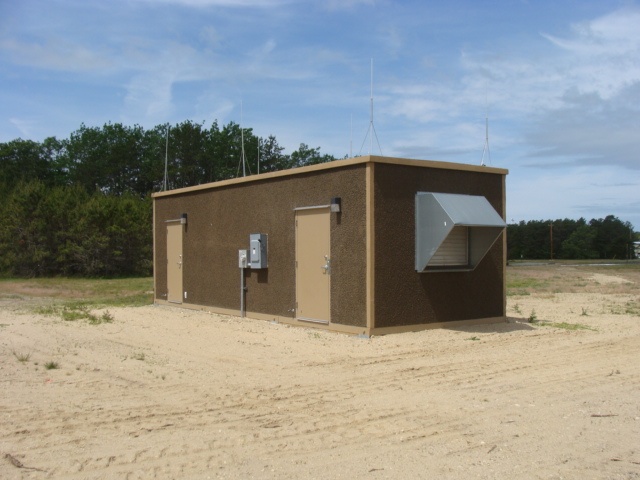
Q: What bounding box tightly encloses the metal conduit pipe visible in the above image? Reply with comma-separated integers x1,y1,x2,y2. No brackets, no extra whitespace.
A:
240,267,245,318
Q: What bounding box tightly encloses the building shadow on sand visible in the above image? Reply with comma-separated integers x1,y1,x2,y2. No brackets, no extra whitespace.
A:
446,317,536,334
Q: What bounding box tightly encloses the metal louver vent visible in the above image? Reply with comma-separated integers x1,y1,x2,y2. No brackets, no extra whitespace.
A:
415,192,506,272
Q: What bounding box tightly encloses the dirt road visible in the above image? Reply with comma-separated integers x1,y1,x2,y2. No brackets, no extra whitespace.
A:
1,267,639,479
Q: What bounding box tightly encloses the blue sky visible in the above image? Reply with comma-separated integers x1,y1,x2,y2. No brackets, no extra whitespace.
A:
1,0,639,228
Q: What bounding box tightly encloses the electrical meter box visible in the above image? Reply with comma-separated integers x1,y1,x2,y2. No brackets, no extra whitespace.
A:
249,233,268,269
238,249,248,268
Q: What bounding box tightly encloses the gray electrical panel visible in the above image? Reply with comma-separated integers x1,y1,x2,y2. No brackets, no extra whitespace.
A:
249,233,268,269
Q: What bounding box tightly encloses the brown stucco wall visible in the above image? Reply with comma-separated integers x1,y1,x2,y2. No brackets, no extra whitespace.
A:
372,163,505,328
154,164,368,327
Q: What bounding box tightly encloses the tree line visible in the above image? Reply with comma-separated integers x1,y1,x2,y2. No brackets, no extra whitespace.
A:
507,217,637,261
0,120,337,277
2,120,637,277
0,120,335,197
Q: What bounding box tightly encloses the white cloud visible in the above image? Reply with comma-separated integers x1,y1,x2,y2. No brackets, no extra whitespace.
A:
124,72,175,122
199,26,222,48
323,0,376,11
0,37,113,72
261,39,277,55
197,96,235,124
9,118,36,138
539,6,640,99
543,7,640,57
507,166,640,226
134,0,291,7
383,5,640,174
518,5,640,171
377,25,404,56
121,41,219,124
523,83,640,169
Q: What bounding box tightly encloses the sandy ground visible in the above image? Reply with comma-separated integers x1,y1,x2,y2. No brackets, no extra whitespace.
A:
1,268,639,479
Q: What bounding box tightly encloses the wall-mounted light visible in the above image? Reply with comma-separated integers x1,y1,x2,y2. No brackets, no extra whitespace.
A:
180,213,188,225
330,197,342,213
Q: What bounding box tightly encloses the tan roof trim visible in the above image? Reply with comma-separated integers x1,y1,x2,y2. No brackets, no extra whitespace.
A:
152,155,508,198
367,155,508,175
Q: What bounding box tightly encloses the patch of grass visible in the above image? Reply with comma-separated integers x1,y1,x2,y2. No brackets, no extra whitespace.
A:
61,305,92,321
3,277,153,312
35,305,58,316
44,361,60,370
508,278,546,289
466,336,480,341
37,303,114,324
507,289,530,297
13,350,31,363
133,352,146,361
512,303,522,314
508,262,640,295
526,316,596,331
581,307,589,316
603,300,640,317
545,321,596,331
559,322,595,331
81,292,153,308
1,276,151,297
525,306,595,331
624,300,640,316
98,310,114,323
507,277,547,296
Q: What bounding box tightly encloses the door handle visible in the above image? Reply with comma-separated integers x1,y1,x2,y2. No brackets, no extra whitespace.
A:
321,255,331,275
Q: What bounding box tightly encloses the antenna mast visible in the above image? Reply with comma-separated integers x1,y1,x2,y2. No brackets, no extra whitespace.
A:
359,58,382,156
370,58,373,154
480,92,492,166
480,113,491,166
163,123,169,191
350,114,353,158
241,101,247,177
236,100,251,177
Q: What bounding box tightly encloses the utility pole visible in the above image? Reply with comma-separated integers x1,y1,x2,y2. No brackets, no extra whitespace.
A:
549,223,553,260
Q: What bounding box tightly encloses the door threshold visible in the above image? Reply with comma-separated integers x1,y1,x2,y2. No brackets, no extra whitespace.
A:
297,317,329,325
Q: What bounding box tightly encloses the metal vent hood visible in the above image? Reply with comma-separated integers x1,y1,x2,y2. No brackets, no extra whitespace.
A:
415,192,506,271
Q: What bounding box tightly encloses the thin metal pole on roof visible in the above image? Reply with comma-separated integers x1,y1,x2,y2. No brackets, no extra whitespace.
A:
236,100,251,177
359,58,383,156
350,114,353,158
163,123,169,191
370,58,373,155
241,101,246,177
481,114,491,166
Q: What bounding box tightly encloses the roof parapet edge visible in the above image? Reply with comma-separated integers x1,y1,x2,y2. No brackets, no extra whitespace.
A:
152,155,508,198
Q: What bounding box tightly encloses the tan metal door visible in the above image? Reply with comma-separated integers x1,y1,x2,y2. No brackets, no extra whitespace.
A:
167,223,183,303
295,209,330,323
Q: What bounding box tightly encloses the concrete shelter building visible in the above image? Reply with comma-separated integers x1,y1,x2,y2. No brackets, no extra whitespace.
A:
153,155,508,336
